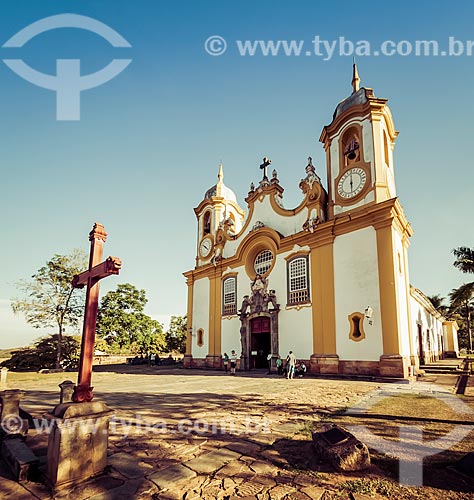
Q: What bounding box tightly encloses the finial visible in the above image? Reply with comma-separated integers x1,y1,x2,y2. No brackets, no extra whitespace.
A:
218,161,224,182
307,156,313,167
352,57,360,94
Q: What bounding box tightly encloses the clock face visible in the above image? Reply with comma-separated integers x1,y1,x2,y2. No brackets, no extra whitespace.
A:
199,238,212,258
337,167,367,199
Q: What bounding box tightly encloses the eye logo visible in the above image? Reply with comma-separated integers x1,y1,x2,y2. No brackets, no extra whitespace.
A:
2,13,132,121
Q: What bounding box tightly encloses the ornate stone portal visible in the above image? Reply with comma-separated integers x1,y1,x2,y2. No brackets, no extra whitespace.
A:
239,275,280,371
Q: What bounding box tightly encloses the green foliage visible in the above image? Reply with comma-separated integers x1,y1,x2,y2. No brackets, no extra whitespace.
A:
449,282,474,350
97,283,165,354
165,315,187,354
453,246,474,274
11,250,87,368
1,335,80,371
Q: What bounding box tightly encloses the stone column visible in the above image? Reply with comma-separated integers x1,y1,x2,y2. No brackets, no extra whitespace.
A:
0,367,8,386
0,390,28,437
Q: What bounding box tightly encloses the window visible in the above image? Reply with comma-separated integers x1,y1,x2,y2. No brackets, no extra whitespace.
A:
348,312,366,342
287,256,310,304
197,328,204,347
254,250,273,275
203,211,211,235
222,277,237,315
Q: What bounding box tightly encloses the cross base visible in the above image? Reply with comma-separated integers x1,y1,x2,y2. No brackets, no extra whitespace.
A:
72,384,94,403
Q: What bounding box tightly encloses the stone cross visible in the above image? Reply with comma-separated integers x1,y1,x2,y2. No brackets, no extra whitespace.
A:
72,223,121,403
259,156,272,180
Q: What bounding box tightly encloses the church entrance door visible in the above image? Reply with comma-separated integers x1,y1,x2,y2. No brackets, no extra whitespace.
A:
417,324,425,364
250,317,271,369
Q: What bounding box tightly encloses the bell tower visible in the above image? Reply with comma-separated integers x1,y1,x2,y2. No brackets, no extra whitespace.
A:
320,61,399,219
194,162,245,266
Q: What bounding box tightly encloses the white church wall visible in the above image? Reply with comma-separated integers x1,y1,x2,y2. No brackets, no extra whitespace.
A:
410,293,444,357
393,231,411,357
278,307,313,360
333,226,383,360
221,317,241,356
192,277,210,358
224,197,309,258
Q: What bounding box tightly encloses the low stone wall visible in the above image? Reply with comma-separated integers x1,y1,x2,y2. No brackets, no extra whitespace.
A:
92,355,129,366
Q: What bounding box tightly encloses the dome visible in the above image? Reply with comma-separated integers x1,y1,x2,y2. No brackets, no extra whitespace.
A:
204,162,237,202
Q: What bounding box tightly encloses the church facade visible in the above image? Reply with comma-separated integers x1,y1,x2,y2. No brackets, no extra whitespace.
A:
183,66,459,378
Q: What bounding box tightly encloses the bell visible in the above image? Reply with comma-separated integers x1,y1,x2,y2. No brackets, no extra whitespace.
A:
347,150,357,160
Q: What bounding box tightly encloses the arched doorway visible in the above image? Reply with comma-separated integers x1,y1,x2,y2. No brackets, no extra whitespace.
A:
250,317,271,369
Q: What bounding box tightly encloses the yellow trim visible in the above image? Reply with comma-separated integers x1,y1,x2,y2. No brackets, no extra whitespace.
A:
208,269,222,356
311,242,336,354
376,224,400,354
184,198,412,282
348,312,366,342
185,277,194,356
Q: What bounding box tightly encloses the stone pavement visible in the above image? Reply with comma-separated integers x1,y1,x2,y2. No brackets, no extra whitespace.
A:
0,366,472,499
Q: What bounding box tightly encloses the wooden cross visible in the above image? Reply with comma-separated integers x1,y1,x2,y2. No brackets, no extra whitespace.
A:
71,223,121,403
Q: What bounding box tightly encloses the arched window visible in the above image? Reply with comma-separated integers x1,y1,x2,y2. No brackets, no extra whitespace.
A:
341,129,361,167
222,277,237,315
203,212,211,235
287,256,310,304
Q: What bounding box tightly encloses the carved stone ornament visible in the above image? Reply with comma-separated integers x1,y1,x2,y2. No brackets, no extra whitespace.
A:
299,156,322,196
239,275,280,318
303,215,320,233
250,221,265,232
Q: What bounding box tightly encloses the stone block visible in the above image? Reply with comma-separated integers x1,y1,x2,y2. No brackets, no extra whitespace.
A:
46,402,113,487
1,437,39,481
312,424,370,471
185,448,240,474
148,464,197,490
310,354,339,375
379,355,409,378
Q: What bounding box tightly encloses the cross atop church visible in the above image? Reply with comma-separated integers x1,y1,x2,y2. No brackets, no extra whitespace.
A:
259,156,272,180
72,223,121,403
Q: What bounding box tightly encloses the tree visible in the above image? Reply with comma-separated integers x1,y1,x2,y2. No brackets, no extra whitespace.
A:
96,283,165,354
165,315,187,354
426,294,449,316
11,250,87,369
453,246,474,274
1,335,80,371
449,283,474,352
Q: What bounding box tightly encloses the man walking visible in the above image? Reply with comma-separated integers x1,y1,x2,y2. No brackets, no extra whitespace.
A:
286,350,296,379
230,350,238,375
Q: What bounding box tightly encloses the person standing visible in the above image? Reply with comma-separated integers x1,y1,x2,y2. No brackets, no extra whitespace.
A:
286,350,296,379
223,352,229,373
230,350,238,375
275,355,283,375
266,352,272,374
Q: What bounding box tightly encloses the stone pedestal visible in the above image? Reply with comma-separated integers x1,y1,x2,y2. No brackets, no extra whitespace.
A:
46,402,113,487
0,390,29,437
309,354,339,375
0,367,8,386
379,354,409,378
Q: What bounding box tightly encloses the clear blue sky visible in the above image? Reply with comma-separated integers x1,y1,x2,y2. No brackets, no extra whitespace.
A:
1,0,473,348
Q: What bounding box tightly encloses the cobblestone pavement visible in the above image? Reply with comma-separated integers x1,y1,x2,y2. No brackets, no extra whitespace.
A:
1,367,473,499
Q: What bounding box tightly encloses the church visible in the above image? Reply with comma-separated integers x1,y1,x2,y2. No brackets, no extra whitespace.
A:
183,65,459,378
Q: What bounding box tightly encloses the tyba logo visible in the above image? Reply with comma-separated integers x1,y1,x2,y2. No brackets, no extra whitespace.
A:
2,13,132,121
